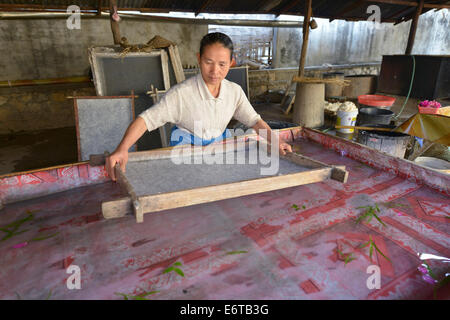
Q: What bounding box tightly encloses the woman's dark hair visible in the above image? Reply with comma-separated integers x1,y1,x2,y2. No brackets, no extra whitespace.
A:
200,32,234,60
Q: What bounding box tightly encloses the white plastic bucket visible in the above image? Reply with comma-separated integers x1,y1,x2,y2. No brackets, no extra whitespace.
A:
336,110,358,133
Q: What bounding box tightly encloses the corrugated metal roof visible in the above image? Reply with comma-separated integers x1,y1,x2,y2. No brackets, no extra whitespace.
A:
0,0,449,22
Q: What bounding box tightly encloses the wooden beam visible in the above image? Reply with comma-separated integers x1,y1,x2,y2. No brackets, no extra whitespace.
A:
195,0,214,16
258,0,284,11
364,0,450,9
298,0,313,77
384,6,416,20
335,0,366,18
405,0,425,55
276,0,302,16
109,0,121,44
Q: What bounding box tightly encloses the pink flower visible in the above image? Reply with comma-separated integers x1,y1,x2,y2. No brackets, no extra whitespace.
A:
419,100,441,108
430,101,441,108
417,266,428,274
422,273,437,285
419,100,430,107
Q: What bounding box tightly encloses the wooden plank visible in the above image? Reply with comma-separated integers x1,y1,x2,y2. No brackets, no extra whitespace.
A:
115,164,137,199
168,45,186,83
102,197,132,218
128,139,256,162
115,164,143,222
284,94,295,115
73,99,82,162
160,49,171,90
282,151,348,183
138,168,332,215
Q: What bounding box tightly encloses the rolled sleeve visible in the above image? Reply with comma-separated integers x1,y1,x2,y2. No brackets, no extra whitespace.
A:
232,87,261,128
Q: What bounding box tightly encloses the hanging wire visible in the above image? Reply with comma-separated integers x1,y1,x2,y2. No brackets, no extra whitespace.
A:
393,55,416,121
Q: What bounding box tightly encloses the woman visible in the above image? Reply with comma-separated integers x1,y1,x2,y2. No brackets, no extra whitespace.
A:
107,32,292,181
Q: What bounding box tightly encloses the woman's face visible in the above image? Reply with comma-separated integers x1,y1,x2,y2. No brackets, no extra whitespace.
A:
197,43,233,86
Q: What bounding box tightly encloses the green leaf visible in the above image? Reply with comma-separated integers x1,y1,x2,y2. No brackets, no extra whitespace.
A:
373,242,392,263
423,262,438,280
344,255,356,265
140,291,159,297
30,232,59,242
355,215,365,224
173,262,182,266
1,229,30,241
375,204,380,213
371,212,387,227
162,266,174,274
114,292,129,300
174,268,185,277
302,205,306,209
369,243,374,261
4,214,33,229
226,250,248,255
131,296,148,300
358,241,370,249
292,204,299,210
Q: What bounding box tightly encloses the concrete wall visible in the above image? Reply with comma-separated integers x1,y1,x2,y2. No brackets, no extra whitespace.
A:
0,64,379,134
0,18,207,81
209,24,273,65
273,9,450,68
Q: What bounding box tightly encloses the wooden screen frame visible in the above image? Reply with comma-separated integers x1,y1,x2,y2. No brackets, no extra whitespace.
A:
102,139,348,223
73,92,136,161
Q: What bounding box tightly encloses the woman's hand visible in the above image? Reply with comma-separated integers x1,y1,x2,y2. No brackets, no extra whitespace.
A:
279,139,293,156
106,148,128,181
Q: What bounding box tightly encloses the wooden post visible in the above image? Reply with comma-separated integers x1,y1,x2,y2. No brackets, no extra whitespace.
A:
298,0,313,77
109,0,121,44
292,0,324,129
97,0,102,16
405,0,424,55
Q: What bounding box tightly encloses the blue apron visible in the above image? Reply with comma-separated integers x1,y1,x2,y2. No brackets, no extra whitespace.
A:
170,125,232,146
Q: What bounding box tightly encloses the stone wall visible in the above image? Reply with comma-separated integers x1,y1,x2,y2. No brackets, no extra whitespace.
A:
0,83,95,135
